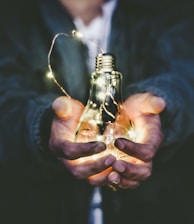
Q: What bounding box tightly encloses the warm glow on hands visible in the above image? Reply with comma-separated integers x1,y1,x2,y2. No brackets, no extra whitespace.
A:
51,96,84,141
124,93,166,143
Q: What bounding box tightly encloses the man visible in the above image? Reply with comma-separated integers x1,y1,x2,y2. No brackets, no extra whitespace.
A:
0,0,194,223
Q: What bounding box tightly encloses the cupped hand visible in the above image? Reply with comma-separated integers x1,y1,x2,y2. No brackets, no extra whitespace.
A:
106,93,166,190
49,96,116,182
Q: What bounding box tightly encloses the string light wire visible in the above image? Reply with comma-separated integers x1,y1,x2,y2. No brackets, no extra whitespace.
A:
47,30,104,98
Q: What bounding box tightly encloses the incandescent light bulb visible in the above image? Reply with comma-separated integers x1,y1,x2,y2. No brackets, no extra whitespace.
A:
75,53,136,161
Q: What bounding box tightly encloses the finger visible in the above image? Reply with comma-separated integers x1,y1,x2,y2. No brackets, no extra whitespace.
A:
112,160,152,181
141,94,166,115
87,167,112,186
124,93,166,118
108,171,140,189
55,141,106,160
52,96,84,120
115,138,157,162
61,155,115,180
117,179,140,189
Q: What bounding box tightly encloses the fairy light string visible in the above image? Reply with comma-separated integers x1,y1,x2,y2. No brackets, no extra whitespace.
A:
46,30,134,141
47,30,137,162
46,29,104,99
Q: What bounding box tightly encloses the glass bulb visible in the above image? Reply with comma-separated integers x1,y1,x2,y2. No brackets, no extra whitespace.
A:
75,53,136,162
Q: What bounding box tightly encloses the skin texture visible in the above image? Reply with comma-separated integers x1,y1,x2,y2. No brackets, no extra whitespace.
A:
59,0,105,25
50,93,166,189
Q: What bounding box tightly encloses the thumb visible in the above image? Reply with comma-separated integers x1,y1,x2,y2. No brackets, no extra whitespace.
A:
142,94,166,114
52,96,84,120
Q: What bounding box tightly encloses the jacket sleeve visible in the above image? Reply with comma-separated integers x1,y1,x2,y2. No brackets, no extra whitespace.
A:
0,12,64,180
124,15,194,162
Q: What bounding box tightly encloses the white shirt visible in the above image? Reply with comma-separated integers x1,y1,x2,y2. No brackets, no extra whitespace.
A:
73,0,117,72
73,1,117,223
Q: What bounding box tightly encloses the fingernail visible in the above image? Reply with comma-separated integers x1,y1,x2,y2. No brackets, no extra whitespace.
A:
115,139,124,150
104,156,115,166
93,142,106,153
114,163,125,173
109,173,120,185
151,96,166,113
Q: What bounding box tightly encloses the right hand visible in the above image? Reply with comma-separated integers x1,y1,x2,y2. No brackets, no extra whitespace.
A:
49,96,116,182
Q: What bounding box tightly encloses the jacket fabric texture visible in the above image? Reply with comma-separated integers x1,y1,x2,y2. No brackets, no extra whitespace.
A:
0,0,194,223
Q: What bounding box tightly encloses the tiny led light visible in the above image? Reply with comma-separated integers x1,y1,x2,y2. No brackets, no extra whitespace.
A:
96,77,106,86
46,71,54,79
97,92,106,101
128,128,136,142
72,30,83,40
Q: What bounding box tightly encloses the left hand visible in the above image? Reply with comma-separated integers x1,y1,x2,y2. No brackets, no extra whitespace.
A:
88,93,166,189
50,96,116,183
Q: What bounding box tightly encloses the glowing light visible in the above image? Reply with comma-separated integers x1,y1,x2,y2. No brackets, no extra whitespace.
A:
97,92,106,100
128,128,136,142
72,30,83,40
96,77,106,86
46,71,71,97
46,30,104,97
46,71,54,79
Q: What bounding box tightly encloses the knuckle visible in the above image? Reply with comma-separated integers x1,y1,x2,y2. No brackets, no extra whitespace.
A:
72,169,83,179
144,170,152,180
64,150,74,160
143,154,153,162
142,167,152,180
142,148,155,162
62,144,76,159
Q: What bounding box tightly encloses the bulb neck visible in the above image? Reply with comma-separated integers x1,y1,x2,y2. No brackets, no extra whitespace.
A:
89,52,123,106
96,53,116,72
